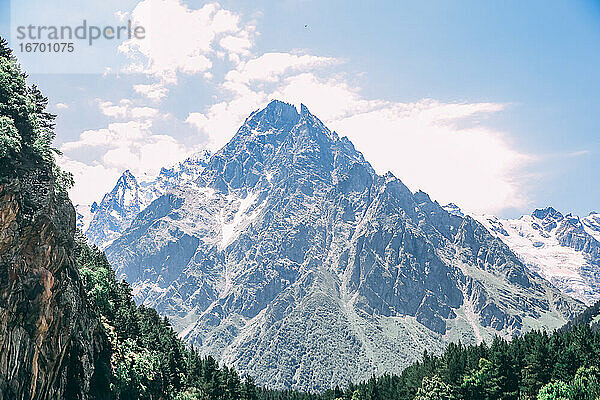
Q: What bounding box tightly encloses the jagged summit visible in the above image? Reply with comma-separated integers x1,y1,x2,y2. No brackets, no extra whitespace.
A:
443,202,465,217
198,100,368,195
532,206,564,221
83,150,212,248
244,99,300,132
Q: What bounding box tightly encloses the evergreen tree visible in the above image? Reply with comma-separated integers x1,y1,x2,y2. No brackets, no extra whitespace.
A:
537,381,570,400
414,375,456,400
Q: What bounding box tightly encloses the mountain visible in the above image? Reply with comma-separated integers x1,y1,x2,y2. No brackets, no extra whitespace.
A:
473,207,600,305
83,150,211,248
583,212,600,243
105,100,583,391
75,202,98,233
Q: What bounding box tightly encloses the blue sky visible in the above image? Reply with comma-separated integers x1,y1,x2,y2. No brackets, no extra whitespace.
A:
0,0,598,217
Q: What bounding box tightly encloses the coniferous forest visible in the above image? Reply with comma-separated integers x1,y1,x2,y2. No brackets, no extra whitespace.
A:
2,36,600,400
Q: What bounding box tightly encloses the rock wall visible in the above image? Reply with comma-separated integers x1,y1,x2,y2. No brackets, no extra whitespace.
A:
0,169,110,400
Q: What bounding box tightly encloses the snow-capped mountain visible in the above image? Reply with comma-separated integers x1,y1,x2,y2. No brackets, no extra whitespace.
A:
469,207,600,305
82,150,211,248
105,100,582,391
583,212,600,243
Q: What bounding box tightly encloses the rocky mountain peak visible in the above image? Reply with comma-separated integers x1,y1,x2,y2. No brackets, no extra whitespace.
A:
531,206,564,232
119,169,136,182
245,99,300,133
105,100,582,391
532,206,564,221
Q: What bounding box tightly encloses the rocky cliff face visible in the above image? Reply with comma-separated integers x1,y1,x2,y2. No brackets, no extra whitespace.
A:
0,168,110,400
107,100,584,391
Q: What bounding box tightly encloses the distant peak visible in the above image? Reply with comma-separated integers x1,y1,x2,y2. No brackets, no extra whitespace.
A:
265,99,298,114
531,207,563,221
443,203,464,217
120,170,136,180
383,171,397,182
116,170,138,189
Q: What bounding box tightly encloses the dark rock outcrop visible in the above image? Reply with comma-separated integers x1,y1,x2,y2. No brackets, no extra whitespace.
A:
0,168,110,400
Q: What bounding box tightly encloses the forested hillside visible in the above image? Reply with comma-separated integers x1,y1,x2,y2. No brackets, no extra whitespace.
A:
0,36,109,399
75,238,259,400
0,36,257,400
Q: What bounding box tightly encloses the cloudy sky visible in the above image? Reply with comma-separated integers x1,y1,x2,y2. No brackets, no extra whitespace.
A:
1,0,598,217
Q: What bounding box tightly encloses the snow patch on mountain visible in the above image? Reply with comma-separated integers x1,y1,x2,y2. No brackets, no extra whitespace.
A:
470,207,600,305
220,191,261,250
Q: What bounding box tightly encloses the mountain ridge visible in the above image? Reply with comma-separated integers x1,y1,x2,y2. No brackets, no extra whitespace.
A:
105,100,583,391
468,205,600,305
80,150,212,248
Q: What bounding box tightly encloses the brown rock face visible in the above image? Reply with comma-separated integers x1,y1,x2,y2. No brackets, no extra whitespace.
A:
0,169,110,400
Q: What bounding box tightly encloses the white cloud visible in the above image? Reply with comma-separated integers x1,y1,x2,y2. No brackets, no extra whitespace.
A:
225,52,339,86
133,83,169,101
187,67,530,214
269,73,528,213
219,33,252,56
130,106,160,119
68,1,532,215
186,88,268,150
97,99,159,120
184,52,343,151
273,73,385,120
119,0,253,84
328,101,530,214
60,157,121,206
115,10,129,22
61,119,191,205
97,99,130,119
55,102,69,110
566,150,591,158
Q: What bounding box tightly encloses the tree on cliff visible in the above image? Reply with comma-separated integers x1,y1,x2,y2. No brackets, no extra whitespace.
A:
0,37,71,189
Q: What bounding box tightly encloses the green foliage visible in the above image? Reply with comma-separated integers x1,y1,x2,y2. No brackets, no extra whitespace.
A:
0,115,21,158
460,358,501,400
174,388,207,400
0,37,70,189
75,238,256,400
70,202,600,400
414,375,455,400
256,317,600,400
570,366,600,400
537,381,571,400
536,367,600,400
